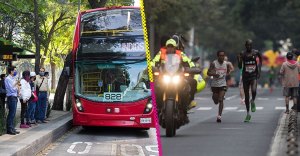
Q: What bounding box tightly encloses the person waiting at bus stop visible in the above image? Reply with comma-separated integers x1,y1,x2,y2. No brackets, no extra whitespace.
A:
35,67,49,123
5,66,20,135
151,39,205,110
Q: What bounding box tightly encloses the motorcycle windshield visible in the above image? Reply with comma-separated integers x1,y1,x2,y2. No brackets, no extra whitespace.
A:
164,54,181,74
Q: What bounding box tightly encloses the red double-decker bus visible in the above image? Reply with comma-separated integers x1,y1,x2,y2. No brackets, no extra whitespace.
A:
71,6,154,129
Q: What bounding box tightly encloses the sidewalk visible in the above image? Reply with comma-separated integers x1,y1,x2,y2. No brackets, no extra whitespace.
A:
0,93,73,156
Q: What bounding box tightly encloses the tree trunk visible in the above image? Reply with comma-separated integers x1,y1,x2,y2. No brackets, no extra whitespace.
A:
52,52,72,110
88,0,107,8
34,0,41,73
50,61,56,90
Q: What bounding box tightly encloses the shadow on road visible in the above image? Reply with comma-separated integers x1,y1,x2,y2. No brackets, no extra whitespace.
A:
76,126,150,138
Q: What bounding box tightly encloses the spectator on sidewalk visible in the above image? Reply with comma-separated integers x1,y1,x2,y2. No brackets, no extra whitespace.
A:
35,67,49,123
279,52,300,114
5,66,20,135
26,72,38,125
0,74,6,135
0,74,6,105
19,71,32,128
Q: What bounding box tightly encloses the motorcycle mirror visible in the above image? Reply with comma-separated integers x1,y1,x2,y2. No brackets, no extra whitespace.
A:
185,67,202,74
191,57,200,63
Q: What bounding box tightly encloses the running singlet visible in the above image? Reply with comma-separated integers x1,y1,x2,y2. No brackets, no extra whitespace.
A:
242,50,259,81
211,60,228,87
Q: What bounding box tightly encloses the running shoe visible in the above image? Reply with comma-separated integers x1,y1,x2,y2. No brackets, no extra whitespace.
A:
251,100,256,112
216,116,221,123
244,114,251,122
188,100,197,110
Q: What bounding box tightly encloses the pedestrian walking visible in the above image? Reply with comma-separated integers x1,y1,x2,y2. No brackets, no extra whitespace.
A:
19,71,32,128
279,52,300,114
5,66,20,135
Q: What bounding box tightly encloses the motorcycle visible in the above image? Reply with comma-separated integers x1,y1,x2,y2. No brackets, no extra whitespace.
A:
153,54,201,137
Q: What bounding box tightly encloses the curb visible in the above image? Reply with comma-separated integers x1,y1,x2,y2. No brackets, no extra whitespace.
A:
268,110,299,156
0,112,73,156
268,112,288,156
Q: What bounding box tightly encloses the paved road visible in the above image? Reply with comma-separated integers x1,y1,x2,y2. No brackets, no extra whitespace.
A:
160,87,286,156
40,127,158,156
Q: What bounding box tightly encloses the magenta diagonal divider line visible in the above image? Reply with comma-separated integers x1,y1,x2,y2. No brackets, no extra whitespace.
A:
150,82,162,156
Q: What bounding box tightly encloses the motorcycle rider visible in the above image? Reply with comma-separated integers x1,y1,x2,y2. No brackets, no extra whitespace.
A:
151,39,205,122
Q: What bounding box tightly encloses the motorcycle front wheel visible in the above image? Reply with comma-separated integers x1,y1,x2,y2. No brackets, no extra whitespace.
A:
165,99,176,137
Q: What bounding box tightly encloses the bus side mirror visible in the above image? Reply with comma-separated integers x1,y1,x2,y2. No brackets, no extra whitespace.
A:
64,67,70,76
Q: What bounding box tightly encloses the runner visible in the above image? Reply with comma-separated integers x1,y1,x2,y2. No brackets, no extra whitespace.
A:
207,50,231,123
237,39,262,122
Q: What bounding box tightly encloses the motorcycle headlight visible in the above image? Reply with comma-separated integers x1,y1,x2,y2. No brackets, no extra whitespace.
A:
163,75,171,84
172,75,180,84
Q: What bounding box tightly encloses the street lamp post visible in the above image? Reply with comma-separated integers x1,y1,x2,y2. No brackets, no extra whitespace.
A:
78,0,81,11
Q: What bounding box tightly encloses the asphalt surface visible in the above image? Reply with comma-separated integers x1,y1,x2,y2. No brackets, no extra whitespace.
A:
40,127,158,156
160,87,286,156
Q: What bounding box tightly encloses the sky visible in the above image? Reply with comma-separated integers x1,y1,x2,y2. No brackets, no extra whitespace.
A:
134,0,140,6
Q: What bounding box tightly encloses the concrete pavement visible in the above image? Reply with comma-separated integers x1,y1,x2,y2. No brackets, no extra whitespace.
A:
160,87,288,156
0,110,72,156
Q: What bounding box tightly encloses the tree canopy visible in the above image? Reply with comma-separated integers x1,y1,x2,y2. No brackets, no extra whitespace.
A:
144,0,300,60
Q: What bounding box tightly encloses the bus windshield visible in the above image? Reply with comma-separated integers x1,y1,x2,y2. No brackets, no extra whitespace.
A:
81,8,142,36
74,60,150,102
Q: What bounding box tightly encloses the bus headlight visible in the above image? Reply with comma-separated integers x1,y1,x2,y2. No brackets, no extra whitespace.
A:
172,75,180,84
144,100,153,114
76,99,84,112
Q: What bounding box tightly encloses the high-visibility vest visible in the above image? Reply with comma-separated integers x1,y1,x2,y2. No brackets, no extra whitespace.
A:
160,48,181,61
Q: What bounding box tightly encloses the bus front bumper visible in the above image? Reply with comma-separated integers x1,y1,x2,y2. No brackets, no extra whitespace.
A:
73,113,155,128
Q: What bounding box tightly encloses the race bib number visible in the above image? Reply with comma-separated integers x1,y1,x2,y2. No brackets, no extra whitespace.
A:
245,65,256,73
216,69,226,78
103,92,123,102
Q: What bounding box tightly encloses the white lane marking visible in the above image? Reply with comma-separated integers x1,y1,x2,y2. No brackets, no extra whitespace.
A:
220,128,244,130
256,107,264,110
237,109,246,112
111,143,117,155
257,98,269,100
67,142,82,154
224,107,238,110
275,107,286,110
195,97,209,100
197,107,212,110
120,144,145,156
145,145,159,153
225,95,238,100
277,98,284,100
78,142,92,154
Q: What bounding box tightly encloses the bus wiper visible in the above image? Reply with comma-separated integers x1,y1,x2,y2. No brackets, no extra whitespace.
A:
115,58,146,65
81,29,142,35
